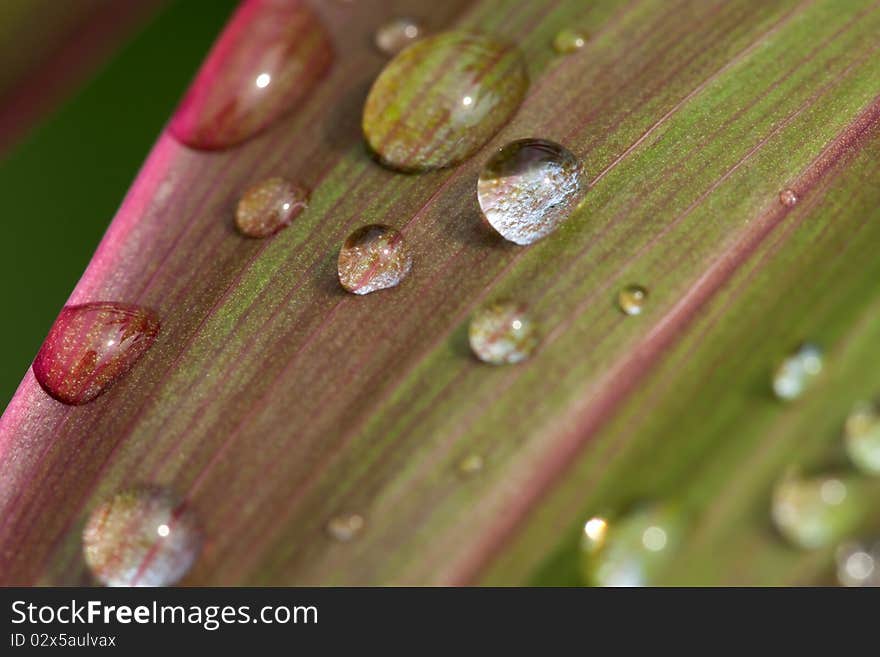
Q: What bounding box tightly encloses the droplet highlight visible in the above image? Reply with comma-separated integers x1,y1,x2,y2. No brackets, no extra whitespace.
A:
170,0,334,150
580,506,682,587
338,225,412,295
618,285,648,316
477,139,586,245
469,301,538,365
83,487,202,587
553,28,587,54
326,514,364,542
33,303,160,405
772,343,823,401
844,401,880,476
363,31,529,171
457,454,485,476
375,18,422,56
779,189,798,207
235,177,308,238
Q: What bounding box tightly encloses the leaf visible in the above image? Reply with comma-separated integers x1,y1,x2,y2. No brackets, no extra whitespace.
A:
1,0,879,585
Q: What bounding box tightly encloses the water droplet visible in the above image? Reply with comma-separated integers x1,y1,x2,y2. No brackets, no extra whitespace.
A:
235,177,308,238
772,343,823,401
477,139,586,245
326,514,364,542
618,285,648,316
779,189,798,207
363,31,528,171
170,0,334,150
844,401,880,476
457,454,485,476
468,301,538,365
771,471,865,549
375,18,422,55
580,506,682,587
32,303,160,405
553,28,587,54
83,487,202,587
337,225,412,295
836,541,878,587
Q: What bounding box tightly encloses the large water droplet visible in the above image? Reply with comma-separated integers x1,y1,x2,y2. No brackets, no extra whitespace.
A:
836,540,879,587
477,139,586,245
83,487,202,587
32,303,160,405
779,189,798,207
772,343,823,401
235,177,308,238
169,0,334,150
771,471,865,549
618,284,648,316
553,28,588,54
580,506,682,587
844,401,880,476
469,301,538,365
326,514,364,542
337,225,412,295
375,18,422,56
363,31,528,171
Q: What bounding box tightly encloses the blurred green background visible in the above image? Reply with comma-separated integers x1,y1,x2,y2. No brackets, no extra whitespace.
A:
0,0,238,405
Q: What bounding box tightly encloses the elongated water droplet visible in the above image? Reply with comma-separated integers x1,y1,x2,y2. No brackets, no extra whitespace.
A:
326,514,364,542
772,343,823,401
337,225,412,295
779,189,798,207
771,472,865,549
844,401,880,476
618,285,648,316
170,0,333,150
477,139,586,245
33,303,160,405
375,18,422,55
457,454,485,476
235,177,308,238
580,506,682,587
836,540,879,587
83,487,202,587
363,31,528,171
553,28,587,54
469,301,538,365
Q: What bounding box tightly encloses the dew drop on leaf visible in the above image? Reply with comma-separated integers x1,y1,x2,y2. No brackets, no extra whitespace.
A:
469,301,538,365
337,225,413,295
772,343,823,401
477,139,586,245
326,514,364,542
457,454,485,476
235,177,308,238
375,18,422,56
363,31,528,171
844,401,880,475
618,284,648,316
553,28,587,54
836,540,878,587
779,189,799,207
32,303,160,405
83,487,202,587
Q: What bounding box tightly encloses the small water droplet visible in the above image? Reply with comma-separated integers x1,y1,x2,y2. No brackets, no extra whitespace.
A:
836,540,878,587
580,506,682,587
477,139,586,245
618,285,648,316
553,28,588,54
83,487,202,587
375,17,422,55
772,343,823,401
457,454,484,476
771,471,865,550
844,401,880,476
779,189,798,207
468,301,538,365
170,0,334,150
33,303,160,405
363,31,529,171
326,514,364,542
337,225,412,295
235,177,308,238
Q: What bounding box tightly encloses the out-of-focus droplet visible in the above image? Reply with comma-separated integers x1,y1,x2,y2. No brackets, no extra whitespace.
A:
375,18,422,55
779,189,798,207
327,514,364,542
553,28,587,54
83,487,202,587
618,285,648,316
468,301,538,365
235,177,308,238
32,303,160,405
836,540,879,587
772,343,823,401
844,401,880,476
363,31,528,171
457,454,484,476
170,0,334,150
337,225,412,295
580,506,682,587
477,139,586,245
771,471,865,550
